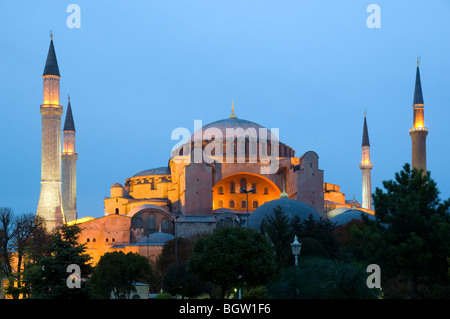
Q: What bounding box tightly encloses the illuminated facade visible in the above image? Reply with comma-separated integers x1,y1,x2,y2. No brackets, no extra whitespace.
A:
98,108,368,247
35,37,376,264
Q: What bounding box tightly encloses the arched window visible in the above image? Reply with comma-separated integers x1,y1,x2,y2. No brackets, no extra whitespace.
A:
241,200,247,209
264,187,269,194
252,200,258,209
230,181,235,193
161,218,170,230
135,217,143,228
148,213,156,229
115,208,119,214
240,178,247,190
218,200,223,208
229,200,235,208
218,186,224,194
224,217,233,227
252,183,257,193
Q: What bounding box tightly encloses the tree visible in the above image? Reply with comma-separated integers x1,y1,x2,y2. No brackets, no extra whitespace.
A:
291,215,340,259
22,224,93,299
0,207,15,276
156,237,194,279
12,214,46,282
162,262,203,298
89,251,155,299
260,205,293,269
267,257,378,299
261,206,340,269
0,208,48,299
187,227,276,299
353,164,450,298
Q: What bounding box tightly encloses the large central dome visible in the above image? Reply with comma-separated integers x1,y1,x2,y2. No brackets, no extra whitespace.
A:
172,110,295,158
191,117,277,142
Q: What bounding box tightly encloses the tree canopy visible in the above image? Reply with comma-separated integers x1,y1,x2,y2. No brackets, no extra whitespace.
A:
89,251,155,299
187,226,276,298
352,164,450,298
22,224,93,299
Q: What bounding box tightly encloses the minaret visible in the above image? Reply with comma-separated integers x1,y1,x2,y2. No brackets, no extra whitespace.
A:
409,59,428,172
36,34,65,230
359,111,373,210
62,96,78,222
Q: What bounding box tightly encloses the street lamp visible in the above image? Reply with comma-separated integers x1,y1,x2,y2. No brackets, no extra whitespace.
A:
291,235,302,267
175,215,179,265
239,187,255,227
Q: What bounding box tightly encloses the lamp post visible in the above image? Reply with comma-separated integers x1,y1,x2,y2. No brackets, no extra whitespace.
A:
239,187,255,228
175,215,179,265
290,235,302,267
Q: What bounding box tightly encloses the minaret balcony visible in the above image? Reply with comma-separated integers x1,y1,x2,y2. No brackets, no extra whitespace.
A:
359,162,373,170
409,127,428,133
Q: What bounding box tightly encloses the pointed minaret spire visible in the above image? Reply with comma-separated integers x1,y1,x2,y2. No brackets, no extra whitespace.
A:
362,110,370,147
359,111,373,210
413,58,424,106
63,95,76,131
43,33,60,77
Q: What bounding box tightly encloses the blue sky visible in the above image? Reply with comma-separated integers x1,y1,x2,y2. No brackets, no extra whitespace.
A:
1,1,449,219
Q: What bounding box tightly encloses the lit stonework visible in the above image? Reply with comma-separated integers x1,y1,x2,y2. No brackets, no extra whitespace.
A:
36,36,64,230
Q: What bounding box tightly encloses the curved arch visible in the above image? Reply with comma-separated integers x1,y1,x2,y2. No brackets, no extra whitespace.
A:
128,204,171,218
214,171,281,193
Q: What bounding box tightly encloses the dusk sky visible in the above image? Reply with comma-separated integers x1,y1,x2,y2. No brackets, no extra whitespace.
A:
1,1,449,219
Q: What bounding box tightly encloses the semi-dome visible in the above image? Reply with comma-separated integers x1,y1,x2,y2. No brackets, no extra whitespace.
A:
329,209,376,226
246,198,320,231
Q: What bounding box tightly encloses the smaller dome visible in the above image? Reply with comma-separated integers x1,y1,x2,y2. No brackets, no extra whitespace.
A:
133,167,171,177
330,209,375,226
326,207,352,219
246,198,320,231
111,182,123,188
136,231,174,245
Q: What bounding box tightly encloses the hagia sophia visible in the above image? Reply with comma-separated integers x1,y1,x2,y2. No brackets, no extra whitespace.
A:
35,36,427,265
